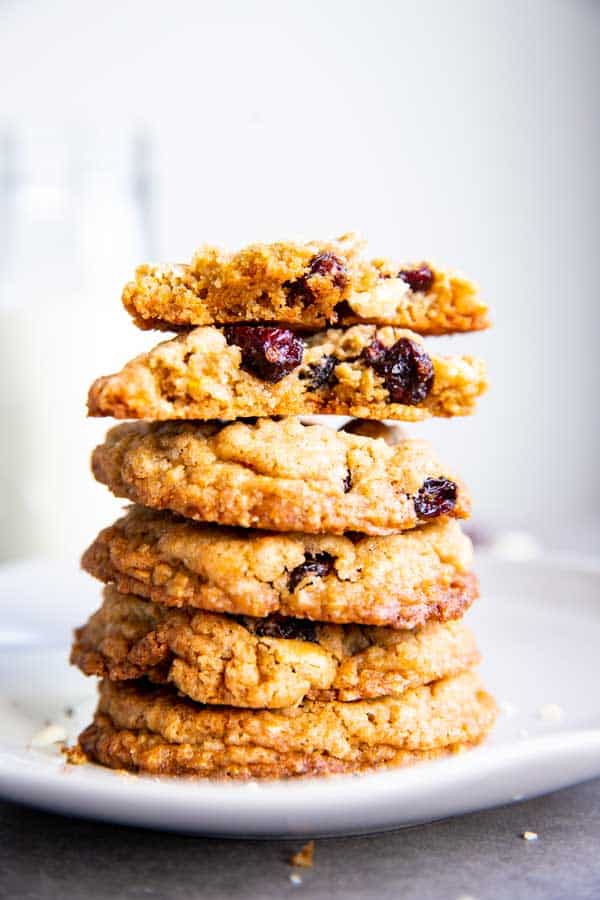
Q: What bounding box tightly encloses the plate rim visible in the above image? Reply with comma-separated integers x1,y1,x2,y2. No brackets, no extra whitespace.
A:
0,553,599,837
2,728,600,838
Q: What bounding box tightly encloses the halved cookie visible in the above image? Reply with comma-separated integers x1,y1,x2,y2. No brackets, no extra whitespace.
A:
88,324,487,422
122,233,489,333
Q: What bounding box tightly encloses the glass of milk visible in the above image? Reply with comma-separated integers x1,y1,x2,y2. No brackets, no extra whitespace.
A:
0,127,156,562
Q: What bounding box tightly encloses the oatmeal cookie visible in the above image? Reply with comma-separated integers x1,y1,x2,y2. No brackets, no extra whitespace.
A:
82,506,477,627
71,587,480,707
87,324,487,422
122,233,489,333
77,671,497,778
91,418,471,535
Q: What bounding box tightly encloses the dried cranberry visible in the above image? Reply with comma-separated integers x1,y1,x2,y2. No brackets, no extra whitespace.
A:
333,300,354,321
414,478,457,518
361,339,387,367
308,252,347,289
224,325,304,383
284,253,347,307
284,277,312,307
288,552,335,592
362,337,434,405
253,614,317,643
398,265,434,293
299,355,337,391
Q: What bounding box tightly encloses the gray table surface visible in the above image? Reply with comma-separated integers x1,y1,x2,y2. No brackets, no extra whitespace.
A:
1,778,599,900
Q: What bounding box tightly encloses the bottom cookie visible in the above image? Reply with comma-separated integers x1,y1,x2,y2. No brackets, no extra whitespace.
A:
77,671,497,779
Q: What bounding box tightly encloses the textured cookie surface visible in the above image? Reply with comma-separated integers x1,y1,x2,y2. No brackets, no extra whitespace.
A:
71,586,480,707
91,418,471,536
82,506,477,628
88,324,487,422
78,671,497,778
122,233,489,333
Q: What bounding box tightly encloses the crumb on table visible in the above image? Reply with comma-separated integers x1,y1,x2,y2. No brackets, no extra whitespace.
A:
289,840,315,868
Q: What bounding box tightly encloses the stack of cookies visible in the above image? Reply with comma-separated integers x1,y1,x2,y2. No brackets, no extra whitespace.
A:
72,233,497,779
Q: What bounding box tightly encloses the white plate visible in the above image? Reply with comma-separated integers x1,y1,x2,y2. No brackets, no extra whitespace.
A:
0,555,599,838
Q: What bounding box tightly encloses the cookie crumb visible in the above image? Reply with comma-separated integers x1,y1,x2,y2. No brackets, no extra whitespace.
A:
537,703,564,722
62,744,87,765
289,840,315,868
30,724,66,748
289,873,303,886
521,831,538,841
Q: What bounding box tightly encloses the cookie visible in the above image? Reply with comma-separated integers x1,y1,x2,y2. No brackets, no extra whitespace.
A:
71,586,480,707
81,506,477,628
91,418,471,535
87,324,487,422
77,671,497,778
122,233,489,333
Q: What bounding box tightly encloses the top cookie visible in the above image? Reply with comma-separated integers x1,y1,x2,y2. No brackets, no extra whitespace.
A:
122,233,489,333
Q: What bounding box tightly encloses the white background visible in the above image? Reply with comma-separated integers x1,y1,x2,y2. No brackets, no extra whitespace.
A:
0,0,598,558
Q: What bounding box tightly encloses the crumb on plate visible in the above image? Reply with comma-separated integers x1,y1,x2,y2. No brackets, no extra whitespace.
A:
62,744,88,765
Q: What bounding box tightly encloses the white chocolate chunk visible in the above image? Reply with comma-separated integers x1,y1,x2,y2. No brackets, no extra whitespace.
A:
347,279,410,320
